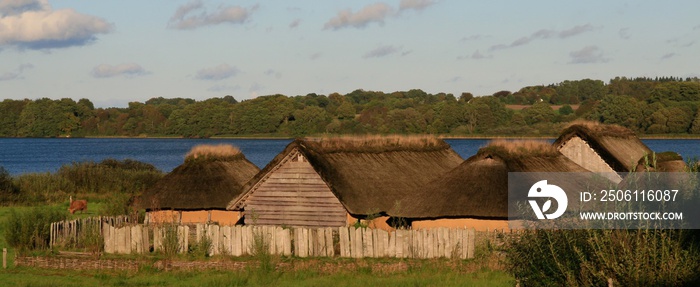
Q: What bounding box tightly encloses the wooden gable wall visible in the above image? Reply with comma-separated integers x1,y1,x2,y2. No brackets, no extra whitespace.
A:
243,149,347,227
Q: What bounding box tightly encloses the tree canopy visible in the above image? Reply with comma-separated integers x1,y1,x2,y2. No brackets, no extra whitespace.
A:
1,77,699,138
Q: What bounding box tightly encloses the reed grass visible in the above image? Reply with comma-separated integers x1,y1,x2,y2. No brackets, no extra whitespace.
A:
4,159,163,205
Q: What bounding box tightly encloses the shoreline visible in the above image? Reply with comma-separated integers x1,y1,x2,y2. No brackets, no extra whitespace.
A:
1,134,700,140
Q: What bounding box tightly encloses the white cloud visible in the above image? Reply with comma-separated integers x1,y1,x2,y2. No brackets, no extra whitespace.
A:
168,0,255,30
568,46,609,64
363,45,400,58
195,64,239,81
324,3,391,30
490,24,595,51
91,63,148,78
399,0,436,11
0,0,112,49
0,63,33,81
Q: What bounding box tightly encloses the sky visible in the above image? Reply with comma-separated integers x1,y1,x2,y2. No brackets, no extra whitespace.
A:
1,0,699,108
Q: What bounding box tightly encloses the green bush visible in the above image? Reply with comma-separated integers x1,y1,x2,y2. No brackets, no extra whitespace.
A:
4,207,66,253
506,228,699,286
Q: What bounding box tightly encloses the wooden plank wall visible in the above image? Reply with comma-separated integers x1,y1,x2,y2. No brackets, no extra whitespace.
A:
244,150,347,227
101,224,477,259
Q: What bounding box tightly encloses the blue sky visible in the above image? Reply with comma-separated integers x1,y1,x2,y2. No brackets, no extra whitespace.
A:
1,0,699,108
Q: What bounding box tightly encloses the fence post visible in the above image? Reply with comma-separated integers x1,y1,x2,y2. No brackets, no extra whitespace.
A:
3,248,6,269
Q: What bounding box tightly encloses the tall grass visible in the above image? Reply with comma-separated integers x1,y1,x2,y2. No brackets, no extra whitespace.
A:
0,166,20,204
5,159,163,205
161,223,181,258
4,207,66,253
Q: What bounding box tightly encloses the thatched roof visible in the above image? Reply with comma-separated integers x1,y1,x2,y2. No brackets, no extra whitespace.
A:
228,136,464,216
393,140,602,219
553,121,652,172
139,145,260,211
635,151,687,172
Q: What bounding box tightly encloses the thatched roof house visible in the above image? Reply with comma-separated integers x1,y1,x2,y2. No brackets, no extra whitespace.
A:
399,141,606,229
227,136,464,228
553,122,652,181
140,144,260,225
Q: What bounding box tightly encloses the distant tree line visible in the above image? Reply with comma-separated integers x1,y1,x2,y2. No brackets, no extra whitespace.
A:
1,77,700,138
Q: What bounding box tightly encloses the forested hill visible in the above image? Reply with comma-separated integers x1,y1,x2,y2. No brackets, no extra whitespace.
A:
2,77,700,138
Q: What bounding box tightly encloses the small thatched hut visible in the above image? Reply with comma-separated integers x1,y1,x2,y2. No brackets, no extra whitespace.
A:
399,140,603,230
227,136,464,230
139,144,260,225
553,121,652,182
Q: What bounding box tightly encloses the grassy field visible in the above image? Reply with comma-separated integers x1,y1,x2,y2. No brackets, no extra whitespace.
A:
0,205,515,287
0,261,514,287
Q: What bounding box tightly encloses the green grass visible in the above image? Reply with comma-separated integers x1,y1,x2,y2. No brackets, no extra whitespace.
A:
0,263,514,287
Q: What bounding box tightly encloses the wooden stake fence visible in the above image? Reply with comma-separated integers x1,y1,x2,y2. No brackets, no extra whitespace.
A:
101,224,477,259
50,216,132,248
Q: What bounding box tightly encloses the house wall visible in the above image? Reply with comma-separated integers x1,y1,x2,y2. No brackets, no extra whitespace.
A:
146,210,180,224
411,218,511,231
559,136,622,182
180,210,208,224
346,214,394,231
146,210,241,225
244,150,347,227
210,210,242,225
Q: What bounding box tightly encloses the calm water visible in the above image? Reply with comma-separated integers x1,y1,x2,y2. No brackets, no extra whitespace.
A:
0,138,698,175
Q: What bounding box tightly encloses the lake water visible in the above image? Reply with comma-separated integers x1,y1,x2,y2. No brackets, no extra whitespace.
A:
0,138,698,175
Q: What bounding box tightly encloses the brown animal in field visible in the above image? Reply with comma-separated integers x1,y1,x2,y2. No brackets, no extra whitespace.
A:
69,196,88,214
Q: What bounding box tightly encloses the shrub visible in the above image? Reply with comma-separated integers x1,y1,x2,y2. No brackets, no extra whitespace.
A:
4,207,66,253
506,228,699,286
189,230,213,259
251,229,274,274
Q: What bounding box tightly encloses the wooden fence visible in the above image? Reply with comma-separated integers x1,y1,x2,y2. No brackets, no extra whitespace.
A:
50,216,132,248
102,224,477,259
